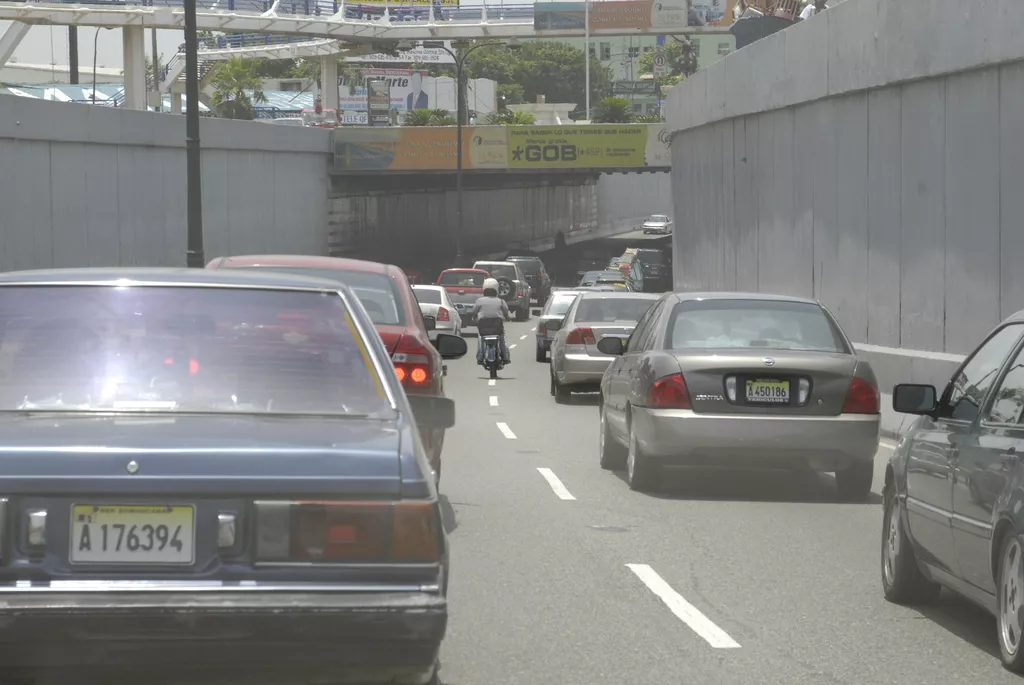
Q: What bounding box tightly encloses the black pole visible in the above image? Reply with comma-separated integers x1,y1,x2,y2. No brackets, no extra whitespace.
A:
68,28,79,84
183,0,205,267
454,53,464,266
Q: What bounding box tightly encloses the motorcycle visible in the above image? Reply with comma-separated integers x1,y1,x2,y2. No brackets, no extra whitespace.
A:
481,335,504,380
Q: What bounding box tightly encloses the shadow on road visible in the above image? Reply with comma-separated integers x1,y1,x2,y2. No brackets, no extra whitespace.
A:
915,592,1002,661
613,467,883,505
439,494,459,534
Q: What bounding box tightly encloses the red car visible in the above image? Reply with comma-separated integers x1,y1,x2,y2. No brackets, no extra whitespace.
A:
206,254,463,485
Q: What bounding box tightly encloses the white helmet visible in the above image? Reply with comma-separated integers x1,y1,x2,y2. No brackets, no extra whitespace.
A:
483,277,499,292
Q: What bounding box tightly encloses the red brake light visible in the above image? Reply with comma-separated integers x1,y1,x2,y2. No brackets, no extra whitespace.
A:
274,501,439,563
392,335,432,387
647,373,692,409
842,377,879,414
566,326,597,345
437,307,450,322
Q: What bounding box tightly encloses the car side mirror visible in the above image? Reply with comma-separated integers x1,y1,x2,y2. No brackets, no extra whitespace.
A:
892,384,938,414
423,315,436,331
597,336,625,356
407,394,455,430
435,333,468,359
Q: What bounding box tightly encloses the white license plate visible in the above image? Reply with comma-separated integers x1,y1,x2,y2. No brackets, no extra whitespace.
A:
70,504,195,564
745,379,790,404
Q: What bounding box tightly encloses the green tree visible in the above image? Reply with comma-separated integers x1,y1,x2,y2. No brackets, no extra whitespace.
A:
638,38,699,89
402,108,456,126
483,109,536,125
431,41,612,118
209,57,267,120
592,96,634,123
635,112,665,123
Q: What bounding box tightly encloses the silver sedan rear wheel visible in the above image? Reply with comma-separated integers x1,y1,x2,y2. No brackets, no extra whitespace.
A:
599,402,626,470
626,423,657,492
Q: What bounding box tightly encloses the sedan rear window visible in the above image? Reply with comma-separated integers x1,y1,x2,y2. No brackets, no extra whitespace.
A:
668,300,849,353
576,297,655,323
439,271,485,287
0,285,390,416
545,293,578,316
509,258,542,275
635,250,665,265
237,267,404,326
413,288,442,305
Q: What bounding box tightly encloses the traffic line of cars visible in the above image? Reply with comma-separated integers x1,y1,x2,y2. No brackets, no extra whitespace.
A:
0,255,474,684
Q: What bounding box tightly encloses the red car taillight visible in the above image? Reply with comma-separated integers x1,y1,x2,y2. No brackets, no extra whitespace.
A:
392,336,432,387
565,326,596,345
436,307,450,322
842,377,879,414
647,373,692,409
256,501,440,563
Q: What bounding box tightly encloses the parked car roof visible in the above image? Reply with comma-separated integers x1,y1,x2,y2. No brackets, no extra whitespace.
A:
209,254,395,275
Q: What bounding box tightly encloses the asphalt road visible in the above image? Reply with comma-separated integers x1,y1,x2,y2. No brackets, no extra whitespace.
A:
435,317,1023,685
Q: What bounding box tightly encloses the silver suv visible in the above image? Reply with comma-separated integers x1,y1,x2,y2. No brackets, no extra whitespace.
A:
472,260,532,321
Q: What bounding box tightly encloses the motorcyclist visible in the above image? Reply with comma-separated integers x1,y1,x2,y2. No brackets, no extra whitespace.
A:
471,277,511,366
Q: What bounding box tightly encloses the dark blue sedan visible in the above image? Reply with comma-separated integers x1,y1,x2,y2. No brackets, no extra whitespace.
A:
0,267,466,684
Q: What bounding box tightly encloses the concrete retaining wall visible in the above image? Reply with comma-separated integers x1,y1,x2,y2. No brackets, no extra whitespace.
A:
0,95,330,270
665,0,1024,392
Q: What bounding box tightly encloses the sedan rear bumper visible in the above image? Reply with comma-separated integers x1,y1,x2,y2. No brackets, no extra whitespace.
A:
0,588,445,684
556,352,614,386
632,407,879,472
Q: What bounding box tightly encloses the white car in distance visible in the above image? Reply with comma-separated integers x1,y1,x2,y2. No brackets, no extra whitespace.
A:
412,285,463,340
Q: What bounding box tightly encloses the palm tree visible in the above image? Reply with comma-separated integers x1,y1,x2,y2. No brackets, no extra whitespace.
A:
209,57,267,120
483,110,537,125
592,97,634,123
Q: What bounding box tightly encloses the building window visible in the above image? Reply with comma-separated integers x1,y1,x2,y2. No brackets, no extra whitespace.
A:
717,41,732,56
643,46,653,53
633,103,643,113
600,43,611,60
628,46,640,58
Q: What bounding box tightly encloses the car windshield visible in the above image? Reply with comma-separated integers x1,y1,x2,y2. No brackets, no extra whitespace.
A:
575,297,654,323
0,285,391,416
668,300,849,353
439,271,486,287
478,264,517,280
509,259,542,275
545,293,579,316
236,267,404,326
636,250,665,265
413,287,442,305
579,271,603,286
649,215,669,222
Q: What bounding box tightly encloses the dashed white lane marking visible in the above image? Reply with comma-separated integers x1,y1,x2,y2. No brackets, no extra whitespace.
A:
488,379,496,387
489,395,499,407
520,334,528,340
626,564,741,649
509,344,517,349
532,326,537,331
536,468,576,500
496,422,517,440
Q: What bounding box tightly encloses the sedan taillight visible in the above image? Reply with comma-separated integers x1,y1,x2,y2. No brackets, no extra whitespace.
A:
436,307,450,322
842,377,880,414
255,500,440,563
648,373,692,409
393,336,432,387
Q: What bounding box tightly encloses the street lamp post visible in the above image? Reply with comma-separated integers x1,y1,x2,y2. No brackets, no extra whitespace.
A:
414,39,519,265
183,0,205,267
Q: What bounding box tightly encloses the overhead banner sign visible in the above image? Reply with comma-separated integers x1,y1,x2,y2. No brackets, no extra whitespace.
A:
534,0,727,32
333,125,669,172
344,42,455,65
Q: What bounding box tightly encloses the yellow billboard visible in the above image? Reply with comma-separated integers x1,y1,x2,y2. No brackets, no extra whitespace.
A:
506,126,649,169
333,125,668,171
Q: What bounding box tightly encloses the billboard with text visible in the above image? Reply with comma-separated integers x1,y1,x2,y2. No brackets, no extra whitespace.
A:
534,0,728,32
333,125,669,172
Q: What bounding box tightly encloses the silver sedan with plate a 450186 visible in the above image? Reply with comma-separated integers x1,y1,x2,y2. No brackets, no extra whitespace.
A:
413,284,463,340
0,267,465,685
535,288,582,363
549,291,660,403
597,292,880,499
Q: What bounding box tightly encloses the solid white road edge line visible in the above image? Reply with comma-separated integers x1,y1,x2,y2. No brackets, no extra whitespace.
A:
536,468,576,500
496,422,517,439
488,379,496,386
626,564,741,649
489,395,499,407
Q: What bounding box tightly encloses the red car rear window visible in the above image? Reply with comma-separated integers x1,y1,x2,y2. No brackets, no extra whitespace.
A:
439,271,486,287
